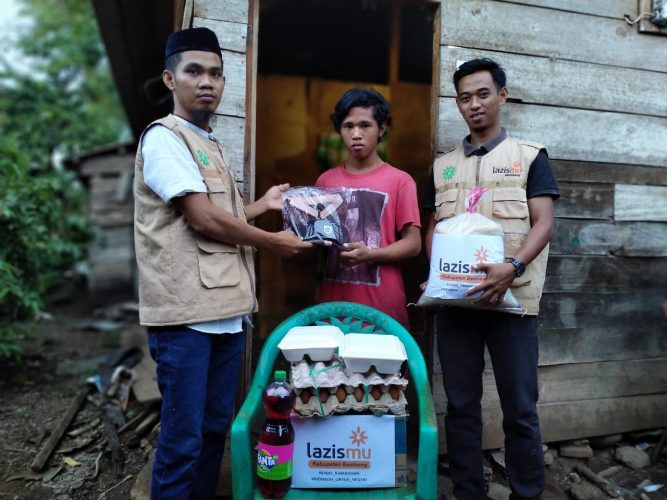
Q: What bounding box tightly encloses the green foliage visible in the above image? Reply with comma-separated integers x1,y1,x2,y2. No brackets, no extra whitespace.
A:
0,0,128,357
0,0,129,163
0,137,94,357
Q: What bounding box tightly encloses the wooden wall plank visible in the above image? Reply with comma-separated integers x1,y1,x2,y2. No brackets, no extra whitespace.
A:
194,0,247,24
244,0,259,202
185,14,249,119
537,292,667,364
193,17,247,53
441,0,667,71
544,255,667,293
432,358,667,414
211,115,245,181
552,160,667,186
430,7,442,160
550,219,667,257
486,394,667,449
436,393,667,450
212,50,246,118
430,291,666,366
437,98,667,167
494,0,634,19
615,184,667,222
440,48,667,117
555,181,613,220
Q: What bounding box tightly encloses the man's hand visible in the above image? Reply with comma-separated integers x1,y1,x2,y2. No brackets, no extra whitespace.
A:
466,262,515,306
272,231,313,257
245,183,290,221
339,241,373,266
261,183,290,212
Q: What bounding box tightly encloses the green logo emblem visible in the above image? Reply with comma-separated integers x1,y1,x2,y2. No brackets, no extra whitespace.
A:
197,150,210,167
442,166,457,180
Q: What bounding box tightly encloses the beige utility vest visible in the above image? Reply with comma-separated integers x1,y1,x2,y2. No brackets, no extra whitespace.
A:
134,114,256,326
432,136,548,315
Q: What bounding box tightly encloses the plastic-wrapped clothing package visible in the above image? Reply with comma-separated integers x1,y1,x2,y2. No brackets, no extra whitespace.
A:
282,186,351,247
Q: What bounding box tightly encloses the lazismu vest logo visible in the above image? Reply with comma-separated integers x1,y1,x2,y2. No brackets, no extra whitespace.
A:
492,160,522,176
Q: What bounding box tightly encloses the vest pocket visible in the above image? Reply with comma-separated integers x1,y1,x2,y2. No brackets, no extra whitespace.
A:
195,238,241,288
492,187,529,219
203,176,235,214
435,189,460,220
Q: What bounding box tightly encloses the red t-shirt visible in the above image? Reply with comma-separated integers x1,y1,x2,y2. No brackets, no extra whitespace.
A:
315,163,421,328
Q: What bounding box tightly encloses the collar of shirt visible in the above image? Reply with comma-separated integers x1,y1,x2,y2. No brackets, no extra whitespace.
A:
172,114,218,141
462,128,507,157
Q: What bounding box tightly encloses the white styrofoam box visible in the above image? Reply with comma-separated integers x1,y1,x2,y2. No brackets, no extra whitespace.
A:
339,334,407,374
277,325,344,362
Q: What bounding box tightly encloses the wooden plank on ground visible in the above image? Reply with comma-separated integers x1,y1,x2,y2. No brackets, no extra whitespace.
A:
440,47,667,117
555,181,613,220
552,160,667,186
550,219,667,257
494,0,634,19
440,0,667,71
30,386,93,471
211,114,245,182
615,184,667,222
437,98,667,167
132,351,160,404
194,0,247,24
193,16,247,53
432,358,667,414
544,255,667,293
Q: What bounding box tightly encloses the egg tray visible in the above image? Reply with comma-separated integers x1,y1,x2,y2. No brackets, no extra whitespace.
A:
294,384,408,418
289,357,409,417
290,357,408,390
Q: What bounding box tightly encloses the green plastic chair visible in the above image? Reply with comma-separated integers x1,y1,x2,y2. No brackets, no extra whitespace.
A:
231,302,438,499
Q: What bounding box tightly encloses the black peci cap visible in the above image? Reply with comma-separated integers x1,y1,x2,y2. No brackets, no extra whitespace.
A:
164,27,222,62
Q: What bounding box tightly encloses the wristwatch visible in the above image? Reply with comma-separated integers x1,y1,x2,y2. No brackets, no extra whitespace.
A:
509,258,526,278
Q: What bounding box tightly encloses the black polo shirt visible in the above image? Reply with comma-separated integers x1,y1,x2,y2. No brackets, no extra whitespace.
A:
422,129,560,211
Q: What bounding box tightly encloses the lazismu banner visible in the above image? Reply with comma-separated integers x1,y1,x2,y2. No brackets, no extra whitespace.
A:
291,414,405,488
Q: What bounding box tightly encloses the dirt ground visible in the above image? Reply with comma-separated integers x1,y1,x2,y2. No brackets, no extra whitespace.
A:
1,288,666,500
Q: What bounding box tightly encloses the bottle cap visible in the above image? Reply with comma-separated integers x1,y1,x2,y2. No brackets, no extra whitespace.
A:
274,370,286,381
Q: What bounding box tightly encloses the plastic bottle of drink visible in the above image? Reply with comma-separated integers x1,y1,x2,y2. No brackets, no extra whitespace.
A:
257,370,296,499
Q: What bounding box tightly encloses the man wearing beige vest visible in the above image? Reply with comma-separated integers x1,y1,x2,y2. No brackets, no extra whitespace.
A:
134,27,311,499
423,59,559,499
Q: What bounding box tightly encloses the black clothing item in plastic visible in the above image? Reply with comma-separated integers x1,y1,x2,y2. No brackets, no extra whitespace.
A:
282,187,350,248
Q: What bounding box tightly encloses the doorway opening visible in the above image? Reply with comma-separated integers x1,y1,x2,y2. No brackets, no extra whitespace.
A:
254,0,439,340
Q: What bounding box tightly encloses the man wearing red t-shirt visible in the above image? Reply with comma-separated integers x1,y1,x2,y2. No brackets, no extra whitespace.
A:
315,88,421,328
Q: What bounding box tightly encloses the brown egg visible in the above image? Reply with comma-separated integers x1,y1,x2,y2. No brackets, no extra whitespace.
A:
299,389,311,404
389,385,400,401
370,385,382,401
353,386,365,402
335,386,347,403
319,388,329,403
